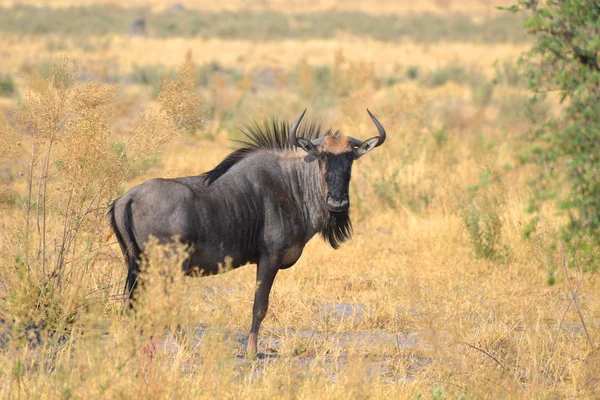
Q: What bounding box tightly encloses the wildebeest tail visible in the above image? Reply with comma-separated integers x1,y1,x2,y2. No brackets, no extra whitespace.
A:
109,199,141,306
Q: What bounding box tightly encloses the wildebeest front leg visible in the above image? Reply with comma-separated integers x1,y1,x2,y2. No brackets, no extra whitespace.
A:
247,254,279,358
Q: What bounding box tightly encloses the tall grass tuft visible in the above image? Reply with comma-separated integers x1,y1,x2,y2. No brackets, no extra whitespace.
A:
460,170,509,261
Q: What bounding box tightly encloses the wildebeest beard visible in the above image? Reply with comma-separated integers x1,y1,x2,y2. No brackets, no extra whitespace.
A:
321,211,352,249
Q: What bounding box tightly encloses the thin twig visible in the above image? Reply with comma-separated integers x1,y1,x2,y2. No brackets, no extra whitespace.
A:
36,136,55,276
64,241,118,266
0,215,15,254
550,277,582,352
56,186,74,272
24,137,37,271
459,342,527,392
460,341,506,370
560,243,594,348
120,113,161,158
492,299,538,349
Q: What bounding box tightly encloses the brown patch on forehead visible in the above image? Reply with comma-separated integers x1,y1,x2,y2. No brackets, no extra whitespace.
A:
320,135,352,155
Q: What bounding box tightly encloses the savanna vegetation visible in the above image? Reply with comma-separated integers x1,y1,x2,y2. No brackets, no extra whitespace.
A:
0,0,599,398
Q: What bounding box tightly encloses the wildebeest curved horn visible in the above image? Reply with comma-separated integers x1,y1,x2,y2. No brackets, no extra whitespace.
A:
366,109,386,147
289,109,307,147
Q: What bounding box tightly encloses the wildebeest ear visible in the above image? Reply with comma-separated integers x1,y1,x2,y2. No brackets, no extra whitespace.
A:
296,138,321,157
354,137,379,158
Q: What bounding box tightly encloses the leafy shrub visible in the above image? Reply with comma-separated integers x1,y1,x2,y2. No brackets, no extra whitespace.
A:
421,63,480,88
378,74,402,87
422,64,462,87
460,170,509,261
130,63,177,97
495,92,548,125
405,65,419,80
432,127,449,149
0,74,15,97
372,167,402,209
494,59,524,87
196,61,243,88
293,61,334,102
470,80,494,108
507,1,600,268
371,166,434,213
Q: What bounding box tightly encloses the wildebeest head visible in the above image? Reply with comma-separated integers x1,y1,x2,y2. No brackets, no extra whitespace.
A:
289,109,386,213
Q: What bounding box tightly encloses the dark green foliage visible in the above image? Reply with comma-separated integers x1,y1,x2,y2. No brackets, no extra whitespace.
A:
371,167,434,213
421,63,486,88
130,64,176,97
405,65,420,80
510,1,600,268
196,61,242,87
379,74,402,87
421,63,469,87
0,73,16,97
0,6,528,43
432,127,449,148
130,64,176,86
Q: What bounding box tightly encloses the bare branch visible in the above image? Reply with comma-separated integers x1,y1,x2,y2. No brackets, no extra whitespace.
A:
560,243,595,348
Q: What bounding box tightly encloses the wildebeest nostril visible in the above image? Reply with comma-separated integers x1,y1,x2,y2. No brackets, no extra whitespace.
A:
339,196,349,208
327,193,350,211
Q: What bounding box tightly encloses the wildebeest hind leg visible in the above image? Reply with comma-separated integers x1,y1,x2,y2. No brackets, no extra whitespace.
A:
247,254,280,358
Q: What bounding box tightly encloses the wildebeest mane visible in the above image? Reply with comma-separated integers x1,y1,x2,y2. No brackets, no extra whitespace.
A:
203,118,338,185
322,212,352,249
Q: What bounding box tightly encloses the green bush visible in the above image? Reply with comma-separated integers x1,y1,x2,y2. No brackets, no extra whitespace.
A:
0,74,16,97
432,127,449,149
495,92,548,125
371,167,434,213
130,64,177,97
130,63,176,85
421,63,485,88
405,65,419,81
494,60,524,87
470,80,494,108
460,170,509,261
508,0,600,267
196,61,243,87
421,64,468,87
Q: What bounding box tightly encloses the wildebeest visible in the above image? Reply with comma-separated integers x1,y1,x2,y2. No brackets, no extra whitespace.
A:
128,17,146,37
109,109,387,356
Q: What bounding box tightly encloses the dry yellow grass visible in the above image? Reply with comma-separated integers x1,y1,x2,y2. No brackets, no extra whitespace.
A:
0,35,527,77
0,3,599,399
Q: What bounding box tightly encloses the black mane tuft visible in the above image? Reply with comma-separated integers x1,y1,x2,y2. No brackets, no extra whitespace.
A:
321,212,352,249
203,118,337,185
